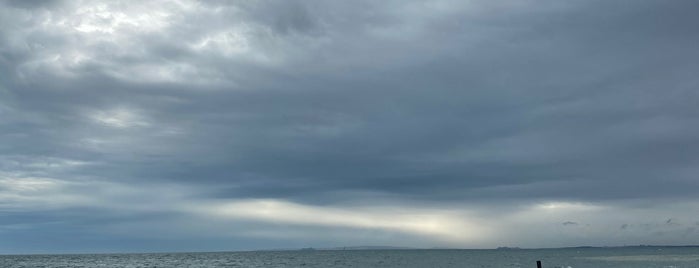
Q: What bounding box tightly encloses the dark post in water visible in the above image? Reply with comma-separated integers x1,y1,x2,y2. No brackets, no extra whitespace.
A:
536,260,542,268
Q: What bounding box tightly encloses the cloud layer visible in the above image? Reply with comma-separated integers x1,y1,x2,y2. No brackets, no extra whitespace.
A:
2,0,699,253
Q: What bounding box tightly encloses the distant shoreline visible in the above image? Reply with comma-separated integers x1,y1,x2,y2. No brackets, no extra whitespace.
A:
3,245,699,256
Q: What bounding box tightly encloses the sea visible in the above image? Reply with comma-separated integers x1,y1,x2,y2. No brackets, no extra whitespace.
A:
1,246,698,268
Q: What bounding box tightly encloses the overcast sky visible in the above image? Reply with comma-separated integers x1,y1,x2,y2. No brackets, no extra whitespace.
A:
1,0,699,253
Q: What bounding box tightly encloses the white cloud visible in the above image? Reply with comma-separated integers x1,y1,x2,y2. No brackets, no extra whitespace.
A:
0,176,91,210
91,107,149,128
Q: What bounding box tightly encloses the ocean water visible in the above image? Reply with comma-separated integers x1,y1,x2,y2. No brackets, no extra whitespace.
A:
2,247,698,268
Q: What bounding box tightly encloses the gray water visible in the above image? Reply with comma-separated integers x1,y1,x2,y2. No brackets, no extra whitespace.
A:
2,247,698,268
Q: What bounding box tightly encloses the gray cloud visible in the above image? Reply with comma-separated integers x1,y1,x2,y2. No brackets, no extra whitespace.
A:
2,0,699,252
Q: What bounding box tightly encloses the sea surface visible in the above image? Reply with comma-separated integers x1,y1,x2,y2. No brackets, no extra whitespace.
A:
2,246,698,268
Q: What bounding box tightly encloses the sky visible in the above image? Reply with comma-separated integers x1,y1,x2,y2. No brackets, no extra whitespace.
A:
1,0,699,254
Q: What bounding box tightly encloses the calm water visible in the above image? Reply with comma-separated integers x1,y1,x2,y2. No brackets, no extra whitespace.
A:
2,247,699,268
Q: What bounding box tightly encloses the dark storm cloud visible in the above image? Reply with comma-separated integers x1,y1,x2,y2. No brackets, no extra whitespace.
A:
5,0,62,9
2,0,699,251
2,0,699,202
